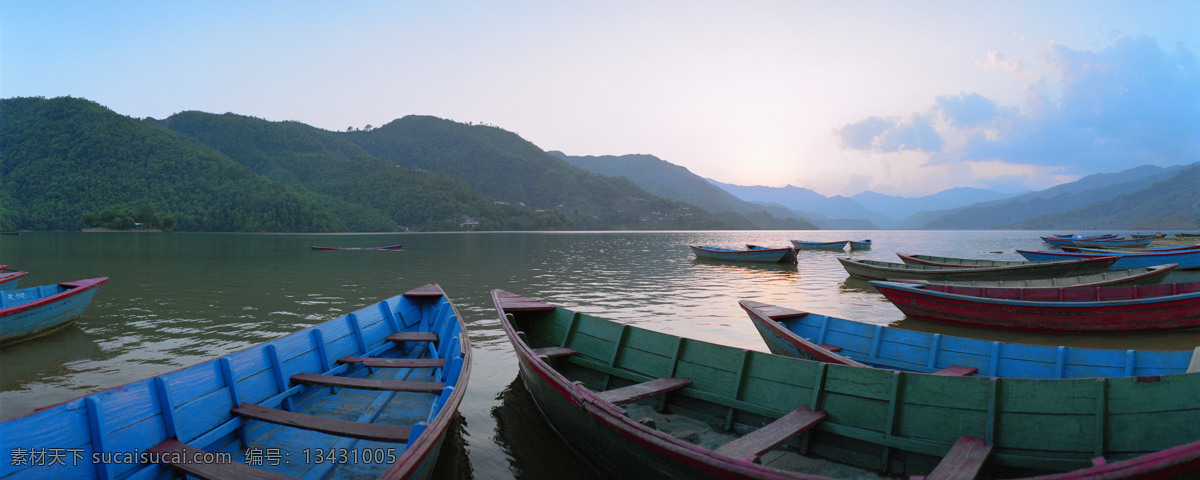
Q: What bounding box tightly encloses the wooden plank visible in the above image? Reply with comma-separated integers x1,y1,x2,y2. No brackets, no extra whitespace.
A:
933,366,979,376
595,377,691,405
385,331,438,343
231,403,412,443
290,373,445,393
713,406,826,462
924,437,993,480
149,438,298,480
532,346,578,358
337,356,446,368
495,291,556,311
403,284,444,297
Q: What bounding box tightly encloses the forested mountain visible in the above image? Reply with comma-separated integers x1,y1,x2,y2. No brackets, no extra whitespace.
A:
1011,164,1200,229
162,112,570,231
550,152,817,230
851,188,1017,226
917,164,1189,229
0,97,345,232
343,116,730,230
705,180,886,229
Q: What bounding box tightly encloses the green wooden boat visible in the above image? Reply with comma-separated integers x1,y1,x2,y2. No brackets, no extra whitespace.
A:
494,289,1200,479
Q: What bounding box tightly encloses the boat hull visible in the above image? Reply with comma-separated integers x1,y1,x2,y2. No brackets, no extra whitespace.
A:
839,257,1119,281
913,264,1177,288
690,245,796,263
1017,249,1200,270
0,284,470,480
0,271,27,291
872,280,1200,331
741,300,1195,376
0,277,107,345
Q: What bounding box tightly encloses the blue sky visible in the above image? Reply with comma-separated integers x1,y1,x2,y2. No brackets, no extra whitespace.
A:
4,1,1198,197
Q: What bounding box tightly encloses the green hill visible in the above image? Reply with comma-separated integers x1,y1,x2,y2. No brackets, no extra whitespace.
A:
343,116,731,230
162,112,571,231
1011,165,1200,230
0,97,344,232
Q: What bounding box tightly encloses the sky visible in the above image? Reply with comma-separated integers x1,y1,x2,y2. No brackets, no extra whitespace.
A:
4,1,1199,197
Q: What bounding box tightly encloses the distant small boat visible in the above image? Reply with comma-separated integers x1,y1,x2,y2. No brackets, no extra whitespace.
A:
838,256,1119,281
791,239,871,251
311,244,404,251
872,279,1200,331
740,299,1198,377
1017,248,1200,270
1041,234,1117,246
0,270,28,291
1,277,108,345
847,239,872,250
689,245,796,263
0,283,470,480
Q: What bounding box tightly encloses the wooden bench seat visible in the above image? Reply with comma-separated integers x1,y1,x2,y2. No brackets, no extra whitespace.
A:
595,377,691,406
915,436,993,480
532,346,578,359
149,438,298,480
386,332,438,343
291,373,445,393
338,356,446,368
933,366,979,376
231,403,411,443
713,406,826,462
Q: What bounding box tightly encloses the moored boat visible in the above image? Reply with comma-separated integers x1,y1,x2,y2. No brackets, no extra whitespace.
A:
909,263,1177,288
0,277,107,345
0,270,28,291
690,245,797,263
1070,237,1155,248
1060,243,1200,253
0,283,471,480
1017,248,1200,270
311,244,404,251
898,253,1052,268
872,280,1200,331
790,240,848,250
740,299,1198,377
494,289,1200,478
1041,234,1117,246
837,256,1119,281
846,239,872,250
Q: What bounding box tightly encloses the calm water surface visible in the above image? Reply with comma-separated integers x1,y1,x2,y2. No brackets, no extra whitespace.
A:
2,231,1198,479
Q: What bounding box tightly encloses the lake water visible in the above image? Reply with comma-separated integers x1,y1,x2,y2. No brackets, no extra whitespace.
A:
3,231,1198,479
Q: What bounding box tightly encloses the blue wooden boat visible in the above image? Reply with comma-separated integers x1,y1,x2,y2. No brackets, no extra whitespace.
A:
1017,248,1200,270
741,299,1199,377
847,239,872,250
0,270,28,291
0,277,107,345
690,245,796,263
1061,243,1200,253
0,283,470,480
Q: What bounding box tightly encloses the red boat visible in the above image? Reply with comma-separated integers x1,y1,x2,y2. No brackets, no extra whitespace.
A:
871,280,1200,331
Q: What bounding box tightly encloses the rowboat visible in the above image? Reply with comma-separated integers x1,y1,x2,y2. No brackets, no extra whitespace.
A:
837,256,1119,281
1060,244,1200,253
1041,234,1116,246
1070,237,1154,248
493,289,1200,478
871,280,1200,331
909,264,1177,288
311,244,404,251
1017,248,1200,270
690,245,797,263
740,299,1198,376
1,277,108,345
0,270,28,290
898,253,1056,268
847,239,872,250
0,283,470,480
